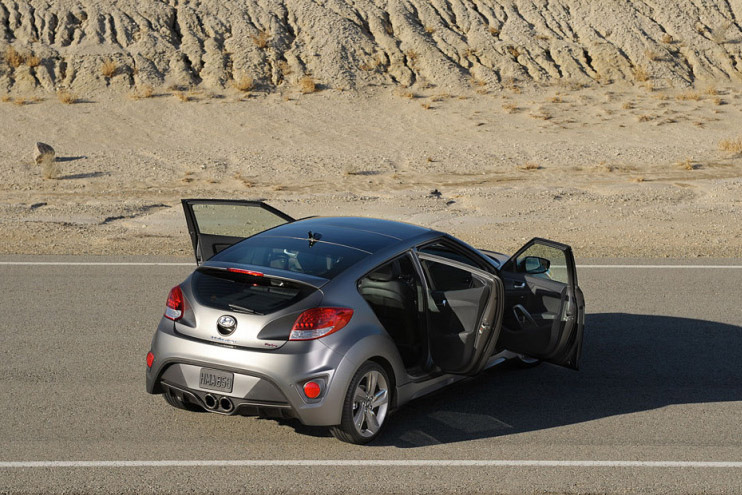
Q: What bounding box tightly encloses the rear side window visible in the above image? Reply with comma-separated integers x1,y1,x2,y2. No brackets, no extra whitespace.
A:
192,268,316,315
418,241,486,270
212,236,369,279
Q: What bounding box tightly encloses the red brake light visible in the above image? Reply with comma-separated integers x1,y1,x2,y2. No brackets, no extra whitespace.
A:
303,381,322,399
289,308,353,341
146,351,155,368
227,268,264,277
165,285,184,321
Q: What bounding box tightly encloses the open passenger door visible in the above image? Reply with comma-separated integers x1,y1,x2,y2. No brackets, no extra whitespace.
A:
182,199,294,264
497,238,585,369
416,253,504,376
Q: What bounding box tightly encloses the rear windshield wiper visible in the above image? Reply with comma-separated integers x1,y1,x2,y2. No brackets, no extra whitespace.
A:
227,303,263,315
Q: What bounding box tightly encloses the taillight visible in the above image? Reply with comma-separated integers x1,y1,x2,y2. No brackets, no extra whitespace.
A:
165,285,184,321
289,307,353,341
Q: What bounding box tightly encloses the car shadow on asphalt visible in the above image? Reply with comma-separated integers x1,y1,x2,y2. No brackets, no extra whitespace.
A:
366,312,742,448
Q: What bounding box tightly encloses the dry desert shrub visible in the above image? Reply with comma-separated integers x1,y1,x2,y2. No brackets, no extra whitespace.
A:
101,59,117,78
502,103,519,114
399,90,416,99
637,114,653,122
251,30,271,49
661,33,674,44
420,102,432,110
633,66,650,82
549,95,564,103
676,91,701,101
25,54,41,68
424,26,435,34
13,97,26,106
719,137,742,153
233,173,255,187
506,45,521,58
1,95,11,103
536,34,550,41
631,176,646,183
139,85,154,98
712,97,724,105
622,101,634,110
470,76,486,87
57,90,75,104
298,75,317,94
174,91,190,102
405,49,419,64
518,162,542,170
4,46,23,68
678,158,698,170
530,108,552,120
488,26,500,36
233,75,254,92
704,87,719,96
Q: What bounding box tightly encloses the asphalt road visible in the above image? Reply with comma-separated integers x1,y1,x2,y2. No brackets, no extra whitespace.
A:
1,256,741,494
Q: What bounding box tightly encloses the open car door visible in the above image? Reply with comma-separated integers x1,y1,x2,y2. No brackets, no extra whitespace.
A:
497,238,585,369
182,199,294,264
416,253,504,376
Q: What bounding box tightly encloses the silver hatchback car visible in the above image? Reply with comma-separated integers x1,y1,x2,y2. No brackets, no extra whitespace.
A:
146,199,585,444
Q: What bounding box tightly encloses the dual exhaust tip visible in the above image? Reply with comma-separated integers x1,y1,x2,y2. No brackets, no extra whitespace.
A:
204,393,234,413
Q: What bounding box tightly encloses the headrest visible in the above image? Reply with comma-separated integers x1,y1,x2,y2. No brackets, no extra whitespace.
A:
367,264,395,282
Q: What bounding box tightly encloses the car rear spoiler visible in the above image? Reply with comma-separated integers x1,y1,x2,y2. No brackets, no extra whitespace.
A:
199,261,330,289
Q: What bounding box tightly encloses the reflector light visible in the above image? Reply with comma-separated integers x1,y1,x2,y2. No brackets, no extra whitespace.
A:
146,351,155,368
289,307,354,341
227,268,264,277
165,285,184,321
303,381,321,399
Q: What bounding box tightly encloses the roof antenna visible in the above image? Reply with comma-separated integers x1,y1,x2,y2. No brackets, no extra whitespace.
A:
307,231,322,247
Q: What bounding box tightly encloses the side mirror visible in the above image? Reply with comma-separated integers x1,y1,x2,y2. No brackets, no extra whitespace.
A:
523,256,550,274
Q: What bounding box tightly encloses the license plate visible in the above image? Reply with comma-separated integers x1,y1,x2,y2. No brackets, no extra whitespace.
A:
199,368,234,393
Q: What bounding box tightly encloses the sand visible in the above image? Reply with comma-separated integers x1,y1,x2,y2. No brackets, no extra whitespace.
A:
1,83,741,258
1,0,741,258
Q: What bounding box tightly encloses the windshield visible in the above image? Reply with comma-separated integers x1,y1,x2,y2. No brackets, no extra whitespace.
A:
210,236,370,279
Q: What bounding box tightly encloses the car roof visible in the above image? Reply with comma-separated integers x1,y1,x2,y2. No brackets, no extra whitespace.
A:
254,216,434,253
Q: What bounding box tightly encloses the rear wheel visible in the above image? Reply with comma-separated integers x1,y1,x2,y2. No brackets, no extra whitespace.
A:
163,390,204,412
330,361,390,444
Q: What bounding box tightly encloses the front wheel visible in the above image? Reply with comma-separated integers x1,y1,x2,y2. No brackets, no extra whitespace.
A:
330,361,390,444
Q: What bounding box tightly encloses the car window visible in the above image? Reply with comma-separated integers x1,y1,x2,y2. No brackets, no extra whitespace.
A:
515,244,569,284
420,258,483,292
418,241,483,270
212,236,369,279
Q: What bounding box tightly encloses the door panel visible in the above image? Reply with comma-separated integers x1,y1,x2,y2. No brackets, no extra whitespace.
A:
498,238,585,369
182,199,294,264
417,253,504,376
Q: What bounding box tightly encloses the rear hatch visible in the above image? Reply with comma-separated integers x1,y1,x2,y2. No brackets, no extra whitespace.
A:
175,263,327,350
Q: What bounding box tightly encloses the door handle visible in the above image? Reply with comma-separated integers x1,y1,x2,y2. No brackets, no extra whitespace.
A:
513,282,526,289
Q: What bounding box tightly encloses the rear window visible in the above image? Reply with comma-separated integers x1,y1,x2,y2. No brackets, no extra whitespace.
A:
192,268,316,315
211,236,369,279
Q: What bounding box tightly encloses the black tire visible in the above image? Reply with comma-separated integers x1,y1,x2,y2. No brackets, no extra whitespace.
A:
163,390,205,412
330,361,391,445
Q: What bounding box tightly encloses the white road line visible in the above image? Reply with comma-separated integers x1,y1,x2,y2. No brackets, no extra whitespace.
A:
578,265,742,269
1,460,741,468
0,262,740,268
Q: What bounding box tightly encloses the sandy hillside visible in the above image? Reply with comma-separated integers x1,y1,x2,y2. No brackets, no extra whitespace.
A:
0,1,741,258
1,0,742,94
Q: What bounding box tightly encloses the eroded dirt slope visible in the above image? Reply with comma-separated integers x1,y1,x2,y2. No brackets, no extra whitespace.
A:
2,0,742,94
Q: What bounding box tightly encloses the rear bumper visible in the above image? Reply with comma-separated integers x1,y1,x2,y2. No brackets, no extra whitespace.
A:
145,318,355,426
